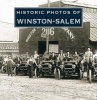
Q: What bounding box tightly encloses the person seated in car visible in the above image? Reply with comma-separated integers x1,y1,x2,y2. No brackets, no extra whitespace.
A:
43,51,50,60
73,51,79,61
0,55,3,62
58,50,65,64
49,52,57,66
0,55,3,67
92,50,97,65
4,56,8,64
49,52,57,61
13,55,21,65
33,51,39,60
65,51,72,61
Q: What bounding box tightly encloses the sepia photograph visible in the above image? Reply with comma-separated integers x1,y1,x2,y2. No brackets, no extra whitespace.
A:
0,0,97,100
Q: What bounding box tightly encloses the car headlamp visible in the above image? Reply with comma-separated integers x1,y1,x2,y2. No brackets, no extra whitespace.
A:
49,64,52,68
38,65,42,68
62,62,64,65
60,65,64,69
72,65,76,69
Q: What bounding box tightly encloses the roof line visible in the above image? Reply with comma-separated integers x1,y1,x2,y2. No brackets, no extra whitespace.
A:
61,1,97,8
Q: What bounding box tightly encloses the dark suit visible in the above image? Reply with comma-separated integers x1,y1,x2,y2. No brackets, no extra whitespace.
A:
7,59,14,76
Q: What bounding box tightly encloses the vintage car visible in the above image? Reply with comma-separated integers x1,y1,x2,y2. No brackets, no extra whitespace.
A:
0,60,3,69
14,60,29,75
34,57,56,77
1,63,7,73
55,57,83,80
1,63,16,74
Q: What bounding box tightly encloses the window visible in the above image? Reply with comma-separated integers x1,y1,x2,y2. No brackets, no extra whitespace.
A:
90,8,93,13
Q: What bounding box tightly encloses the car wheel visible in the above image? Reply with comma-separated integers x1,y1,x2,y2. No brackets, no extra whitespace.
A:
13,67,17,76
89,69,92,83
35,68,38,78
54,68,57,78
82,71,84,78
56,68,61,80
78,69,82,80
80,69,82,80
1,66,5,73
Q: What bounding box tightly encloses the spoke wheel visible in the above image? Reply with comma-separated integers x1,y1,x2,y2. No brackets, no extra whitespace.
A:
56,68,61,80
89,69,92,83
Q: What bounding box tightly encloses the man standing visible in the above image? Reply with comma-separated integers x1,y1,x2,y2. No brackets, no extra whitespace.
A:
84,47,93,79
58,50,65,63
7,56,15,76
92,50,97,64
33,51,39,59
27,56,37,78
73,51,79,61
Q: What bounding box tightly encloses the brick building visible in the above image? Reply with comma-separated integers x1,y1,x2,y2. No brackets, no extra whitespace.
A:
19,1,97,54
19,22,90,54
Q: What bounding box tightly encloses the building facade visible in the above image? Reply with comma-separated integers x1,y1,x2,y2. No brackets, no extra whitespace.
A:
0,41,19,57
39,1,97,42
19,1,97,54
19,22,90,54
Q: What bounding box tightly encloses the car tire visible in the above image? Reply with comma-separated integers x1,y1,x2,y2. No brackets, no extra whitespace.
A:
1,66,5,73
78,69,82,80
54,68,57,78
56,68,61,80
35,68,38,78
80,69,82,80
13,67,17,76
89,69,92,83
82,71,84,78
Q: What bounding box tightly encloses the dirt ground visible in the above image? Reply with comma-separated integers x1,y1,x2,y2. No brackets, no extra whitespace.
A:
0,73,97,100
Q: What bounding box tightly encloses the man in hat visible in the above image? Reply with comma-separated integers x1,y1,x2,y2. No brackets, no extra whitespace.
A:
84,47,93,79
7,55,15,76
58,50,65,62
27,56,37,78
33,51,39,59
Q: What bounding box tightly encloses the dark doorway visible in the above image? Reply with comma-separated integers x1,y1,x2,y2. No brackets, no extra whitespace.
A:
38,41,58,54
38,41,46,54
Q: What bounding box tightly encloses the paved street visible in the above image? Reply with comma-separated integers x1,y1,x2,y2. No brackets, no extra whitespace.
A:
0,73,97,100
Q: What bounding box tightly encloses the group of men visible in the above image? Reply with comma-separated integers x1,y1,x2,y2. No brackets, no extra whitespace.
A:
1,48,97,78
40,48,97,79
0,51,39,76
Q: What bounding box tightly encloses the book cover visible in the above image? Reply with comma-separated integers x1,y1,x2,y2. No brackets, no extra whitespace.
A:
0,0,97,100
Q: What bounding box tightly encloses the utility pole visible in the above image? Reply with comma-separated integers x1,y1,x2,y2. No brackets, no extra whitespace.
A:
59,0,61,7
46,0,50,53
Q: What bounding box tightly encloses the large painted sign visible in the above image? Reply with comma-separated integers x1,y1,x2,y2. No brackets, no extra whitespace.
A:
15,8,83,27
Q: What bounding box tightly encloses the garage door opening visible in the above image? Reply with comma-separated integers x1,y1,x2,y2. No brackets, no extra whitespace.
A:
38,41,59,54
38,41,46,54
